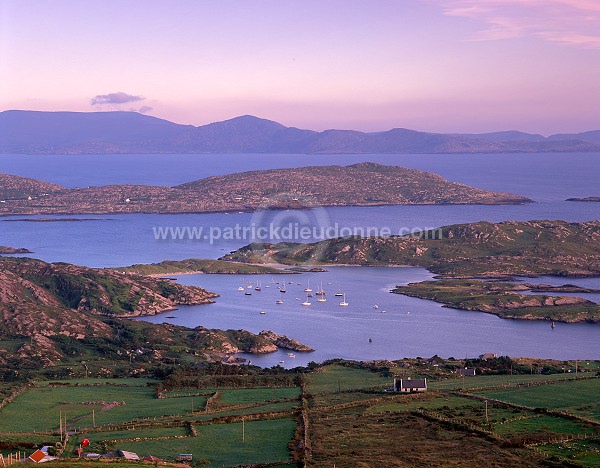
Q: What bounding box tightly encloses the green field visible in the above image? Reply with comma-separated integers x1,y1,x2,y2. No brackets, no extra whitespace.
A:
480,378,600,421
538,439,600,467
217,387,300,405
35,378,156,387
0,384,204,432
494,415,594,437
117,418,296,466
306,365,390,393
429,372,585,390
0,433,60,457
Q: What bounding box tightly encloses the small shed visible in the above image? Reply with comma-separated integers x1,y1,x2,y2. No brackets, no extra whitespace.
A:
119,450,140,461
393,378,427,393
457,368,476,376
177,454,193,462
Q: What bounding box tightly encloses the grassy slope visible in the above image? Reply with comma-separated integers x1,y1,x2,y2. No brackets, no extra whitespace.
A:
0,385,205,432
117,419,296,466
305,365,390,393
480,378,600,421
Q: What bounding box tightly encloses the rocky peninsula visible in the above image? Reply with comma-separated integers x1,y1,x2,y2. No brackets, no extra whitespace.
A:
222,220,600,278
392,280,600,324
117,258,293,276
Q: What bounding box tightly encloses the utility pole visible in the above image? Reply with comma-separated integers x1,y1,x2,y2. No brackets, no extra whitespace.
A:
485,400,489,423
92,409,96,428
242,418,245,444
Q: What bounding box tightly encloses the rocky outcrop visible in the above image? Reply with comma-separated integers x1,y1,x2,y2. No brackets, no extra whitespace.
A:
191,327,313,354
0,246,32,254
0,257,217,320
0,257,218,353
258,330,314,351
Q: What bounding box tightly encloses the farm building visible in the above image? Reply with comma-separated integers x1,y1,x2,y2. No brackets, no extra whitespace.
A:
457,368,476,376
393,378,427,393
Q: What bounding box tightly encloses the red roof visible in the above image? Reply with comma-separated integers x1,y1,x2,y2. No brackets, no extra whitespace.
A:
29,450,46,463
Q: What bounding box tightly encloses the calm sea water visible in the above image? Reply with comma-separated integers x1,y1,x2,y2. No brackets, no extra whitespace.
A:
1,152,599,360
141,268,600,366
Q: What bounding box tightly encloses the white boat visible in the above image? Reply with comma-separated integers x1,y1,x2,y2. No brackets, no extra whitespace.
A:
372,304,379,309
247,284,253,289
304,280,312,292
255,280,262,291
339,293,349,306
259,311,266,315
245,291,252,295
237,287,245,291
317,296,326,302
302,294,312,306
316,281,325,295
276,300,284,304
287,353,296,358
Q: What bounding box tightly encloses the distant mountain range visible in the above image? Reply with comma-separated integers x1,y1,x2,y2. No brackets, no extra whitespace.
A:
1,110,600,154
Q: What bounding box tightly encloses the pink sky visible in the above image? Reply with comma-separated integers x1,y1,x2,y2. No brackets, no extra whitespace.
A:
1,0,599,134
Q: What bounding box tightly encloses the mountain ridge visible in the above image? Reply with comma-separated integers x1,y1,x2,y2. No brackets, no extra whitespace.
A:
2,110,599,154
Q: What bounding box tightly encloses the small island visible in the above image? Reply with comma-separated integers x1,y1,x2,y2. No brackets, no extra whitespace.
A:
392,279,600,323
566,196,600,202
0,163,530,216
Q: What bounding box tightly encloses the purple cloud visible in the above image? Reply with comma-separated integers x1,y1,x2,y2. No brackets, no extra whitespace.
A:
91,92,144,106
440,0,600,48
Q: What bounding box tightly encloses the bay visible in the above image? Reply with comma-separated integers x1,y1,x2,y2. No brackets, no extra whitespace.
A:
1,152,599,362
140,267,600,366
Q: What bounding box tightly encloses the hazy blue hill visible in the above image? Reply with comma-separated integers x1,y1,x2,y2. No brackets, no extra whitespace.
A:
175,115,317,152
1,110,599,154
0,110,189,153
454,131,547,143
548,130,600,144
